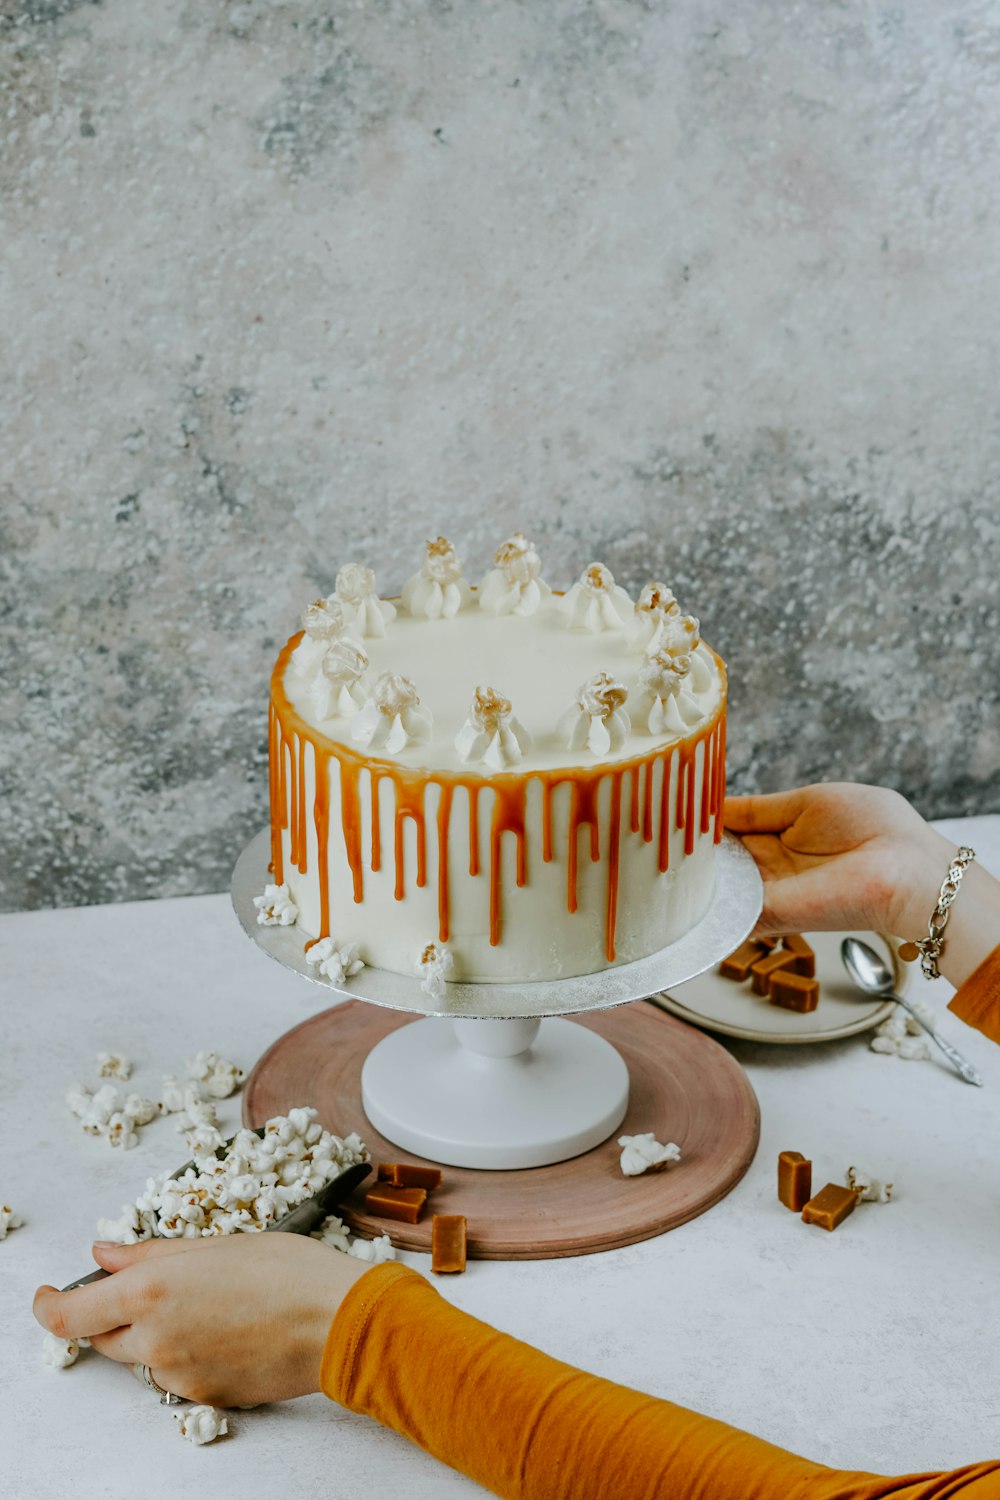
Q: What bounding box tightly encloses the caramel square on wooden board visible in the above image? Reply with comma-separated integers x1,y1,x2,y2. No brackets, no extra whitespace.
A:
802,1183,859,1231
377,1162,443,1191
364,1184,428,1224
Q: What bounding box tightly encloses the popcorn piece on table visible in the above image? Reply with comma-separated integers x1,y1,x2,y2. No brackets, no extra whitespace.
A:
618,1134,682,1177
174,1088,219,1134
311,1213,352,1252
0,1203,24,1240
186,1050,246,1100
123,1093,156,1126
253,883,299,928
80,1084,122,1136
897,1037,931,1061
347,1234,396,1264
305,936,365,986
870,1007,931,1060
66,1083,93,1118
42,1334,83,1368
905,999,936,1035
846,1166,893,1204
97,1052,132,1081
105,1112,139,1150
159,1075,188,1114
174,1405,228,1445
416,941,453,1000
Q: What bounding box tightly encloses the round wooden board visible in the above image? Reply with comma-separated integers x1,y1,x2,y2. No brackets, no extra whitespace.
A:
243,1000,760,1260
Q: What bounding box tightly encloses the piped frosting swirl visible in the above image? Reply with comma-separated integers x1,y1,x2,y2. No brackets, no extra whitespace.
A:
350,671,433,753
478,532,551,617
402,536,471,619
557,671,631,757
334,564,397,638
454,686,532,770
558,563,634,633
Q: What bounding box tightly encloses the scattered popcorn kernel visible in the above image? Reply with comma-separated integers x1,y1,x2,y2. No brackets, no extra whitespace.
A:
97,1053,133,1081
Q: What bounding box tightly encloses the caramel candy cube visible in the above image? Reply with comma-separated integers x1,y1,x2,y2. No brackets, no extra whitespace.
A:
719,940,766,981
777,1151,812,1212
364,1184,427,1224
431,1214,467,1275
802,1183,859,1232
781,933,816,978
768,971,820,1013
750,948,798,995
377,1162,443,1191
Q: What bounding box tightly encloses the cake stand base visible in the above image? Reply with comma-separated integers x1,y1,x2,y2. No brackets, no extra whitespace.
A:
361,1016,630,1169
243,1000,760,1259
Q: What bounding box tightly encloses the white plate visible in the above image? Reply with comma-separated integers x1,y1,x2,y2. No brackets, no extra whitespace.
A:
653,930,907,1044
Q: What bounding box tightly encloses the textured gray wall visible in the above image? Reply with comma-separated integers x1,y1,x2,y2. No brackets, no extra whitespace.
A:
3,0,999,913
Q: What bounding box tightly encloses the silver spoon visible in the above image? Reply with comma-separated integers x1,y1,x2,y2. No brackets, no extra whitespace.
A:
841,937,983,1087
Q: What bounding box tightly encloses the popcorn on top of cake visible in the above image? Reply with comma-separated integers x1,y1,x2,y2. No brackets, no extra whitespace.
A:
334,564,397,638
311,639,369,721
558,563,634,633
557,672,631,757
635,649,703,735
351,672,434,753
478,532,551,617
454,686,532,770
625,582,680,653
402,537,472,619
293,595,356,677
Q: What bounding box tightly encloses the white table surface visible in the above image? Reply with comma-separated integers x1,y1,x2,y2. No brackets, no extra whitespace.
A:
2,815,998,1499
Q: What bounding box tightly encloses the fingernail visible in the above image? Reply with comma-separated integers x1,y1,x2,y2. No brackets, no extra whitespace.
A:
92,1240,117,1249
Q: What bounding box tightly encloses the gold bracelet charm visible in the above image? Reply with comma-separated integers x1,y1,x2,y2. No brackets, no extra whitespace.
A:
898,846,976,980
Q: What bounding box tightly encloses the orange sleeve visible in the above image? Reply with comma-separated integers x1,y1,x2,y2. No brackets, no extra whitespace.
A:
321,1263,998,1500
948,942,1000,1045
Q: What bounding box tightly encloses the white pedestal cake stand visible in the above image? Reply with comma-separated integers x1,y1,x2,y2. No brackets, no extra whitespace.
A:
231,829,762,1170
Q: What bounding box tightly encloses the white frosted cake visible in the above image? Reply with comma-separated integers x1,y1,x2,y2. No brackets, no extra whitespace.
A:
261,534,727,985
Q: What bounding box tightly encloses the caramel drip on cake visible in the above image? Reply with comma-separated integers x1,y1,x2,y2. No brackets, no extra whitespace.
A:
339,758,364,904
393,778,428,900
629,765,641,834
489,781,528,946
643,756,655,845
606,772,623,961
269,635,727,963
467,783,480,876
542,781,554,862
268,703,283,883
314,742,333,933
657,749,674,874
436,781,453,942
369,770,383,871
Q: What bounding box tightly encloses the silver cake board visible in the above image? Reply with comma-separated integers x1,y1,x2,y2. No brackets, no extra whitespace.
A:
231,828,762,1021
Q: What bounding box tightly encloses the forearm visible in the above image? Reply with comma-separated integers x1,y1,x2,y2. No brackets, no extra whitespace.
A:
322,1265,998,1500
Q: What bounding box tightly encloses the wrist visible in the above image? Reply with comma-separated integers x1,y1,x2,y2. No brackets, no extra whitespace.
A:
883,828,957,939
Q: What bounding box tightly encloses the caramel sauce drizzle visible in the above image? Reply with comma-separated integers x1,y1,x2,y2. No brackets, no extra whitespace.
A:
269,635,727,961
